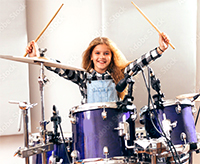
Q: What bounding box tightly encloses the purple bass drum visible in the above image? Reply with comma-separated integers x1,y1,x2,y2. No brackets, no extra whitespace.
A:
142,99,197,145
69,102,131,160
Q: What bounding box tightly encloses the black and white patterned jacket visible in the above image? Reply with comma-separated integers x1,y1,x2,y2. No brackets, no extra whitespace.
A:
46,48,161,104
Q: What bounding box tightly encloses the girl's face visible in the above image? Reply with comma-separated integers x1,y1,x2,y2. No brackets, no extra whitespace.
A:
91,44,112,74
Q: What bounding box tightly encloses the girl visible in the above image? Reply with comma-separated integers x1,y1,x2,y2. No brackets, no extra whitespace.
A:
26,32,169,104
27,33,170,161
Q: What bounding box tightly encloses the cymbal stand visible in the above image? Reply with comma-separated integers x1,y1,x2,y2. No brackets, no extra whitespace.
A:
38,48,49,164
144,66,181,164
9,100,37,164
115,77,137,152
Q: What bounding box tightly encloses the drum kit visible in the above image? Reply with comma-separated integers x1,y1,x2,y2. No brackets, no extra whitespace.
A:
1,52,200,164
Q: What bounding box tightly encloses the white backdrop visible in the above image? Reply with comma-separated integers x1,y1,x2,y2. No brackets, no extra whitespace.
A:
0,0,29,136
0,0,199,163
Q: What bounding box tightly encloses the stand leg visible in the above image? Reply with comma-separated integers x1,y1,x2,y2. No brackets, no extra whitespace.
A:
151,155,156,164
42,153,47,164
23,110,29,164
25,158,29,164
39,63,48,164
189,152,193,164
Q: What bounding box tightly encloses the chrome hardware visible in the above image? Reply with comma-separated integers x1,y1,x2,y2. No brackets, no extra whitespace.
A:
101,105,107,120
175,101,182,114
70,116,77,124
115,121,130,141
101,108,107,120
71,150,80,164
103,146,109,160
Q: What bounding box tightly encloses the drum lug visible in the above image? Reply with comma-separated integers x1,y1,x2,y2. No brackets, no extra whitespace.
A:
171,121,177,129
175,102,182,114
101,108,107,120
103,146,109,160
71,150,80,163
69,108,77,124
70,116,77,124
192,106,197,114
180,132,187,145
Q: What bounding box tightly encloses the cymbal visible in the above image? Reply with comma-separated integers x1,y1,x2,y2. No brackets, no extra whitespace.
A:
0,55,85,71
176,93,200,101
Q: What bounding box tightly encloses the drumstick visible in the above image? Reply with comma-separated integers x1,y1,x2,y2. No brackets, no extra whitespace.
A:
24,4,64,57
131,1,175,50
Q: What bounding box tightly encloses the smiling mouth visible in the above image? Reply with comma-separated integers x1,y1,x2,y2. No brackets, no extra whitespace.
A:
98,60,106,64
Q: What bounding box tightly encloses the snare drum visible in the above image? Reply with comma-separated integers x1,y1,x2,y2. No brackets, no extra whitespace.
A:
69,102,132,160
141,99,197,145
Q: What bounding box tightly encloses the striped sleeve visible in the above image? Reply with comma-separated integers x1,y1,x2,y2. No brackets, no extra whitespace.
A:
124,48,162,74
45,66,87,86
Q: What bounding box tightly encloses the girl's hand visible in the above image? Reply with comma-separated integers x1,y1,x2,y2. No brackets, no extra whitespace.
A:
157,32,170,54
26,40,39,57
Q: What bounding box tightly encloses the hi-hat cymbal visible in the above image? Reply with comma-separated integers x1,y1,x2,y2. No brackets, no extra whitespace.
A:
176,93,200,101
0,55,85,71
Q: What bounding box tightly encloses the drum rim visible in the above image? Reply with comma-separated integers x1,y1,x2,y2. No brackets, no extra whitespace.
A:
82,158,103,163
70,102,117,114
140,98,193,115
163,98,192,106
82,157,126,163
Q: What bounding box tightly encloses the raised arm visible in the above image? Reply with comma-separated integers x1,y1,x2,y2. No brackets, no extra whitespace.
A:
25,41,87,86
125,32,170,74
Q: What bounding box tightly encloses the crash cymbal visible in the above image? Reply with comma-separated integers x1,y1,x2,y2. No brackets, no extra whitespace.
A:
0,55,85,71
176,93,200,102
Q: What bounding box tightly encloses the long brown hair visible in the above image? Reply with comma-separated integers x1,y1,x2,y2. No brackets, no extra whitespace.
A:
82,37,131,99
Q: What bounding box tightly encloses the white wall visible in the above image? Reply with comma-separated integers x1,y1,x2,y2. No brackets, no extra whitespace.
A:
0,0,200,163
0,0,29,136
0,0,29,163
193,0,200,163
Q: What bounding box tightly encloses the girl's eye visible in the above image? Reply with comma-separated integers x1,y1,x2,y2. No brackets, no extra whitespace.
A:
105,52,109,55
96,52,100,54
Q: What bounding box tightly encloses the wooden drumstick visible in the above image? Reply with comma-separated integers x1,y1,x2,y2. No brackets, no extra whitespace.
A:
131,1,175,50
24,4,64,57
